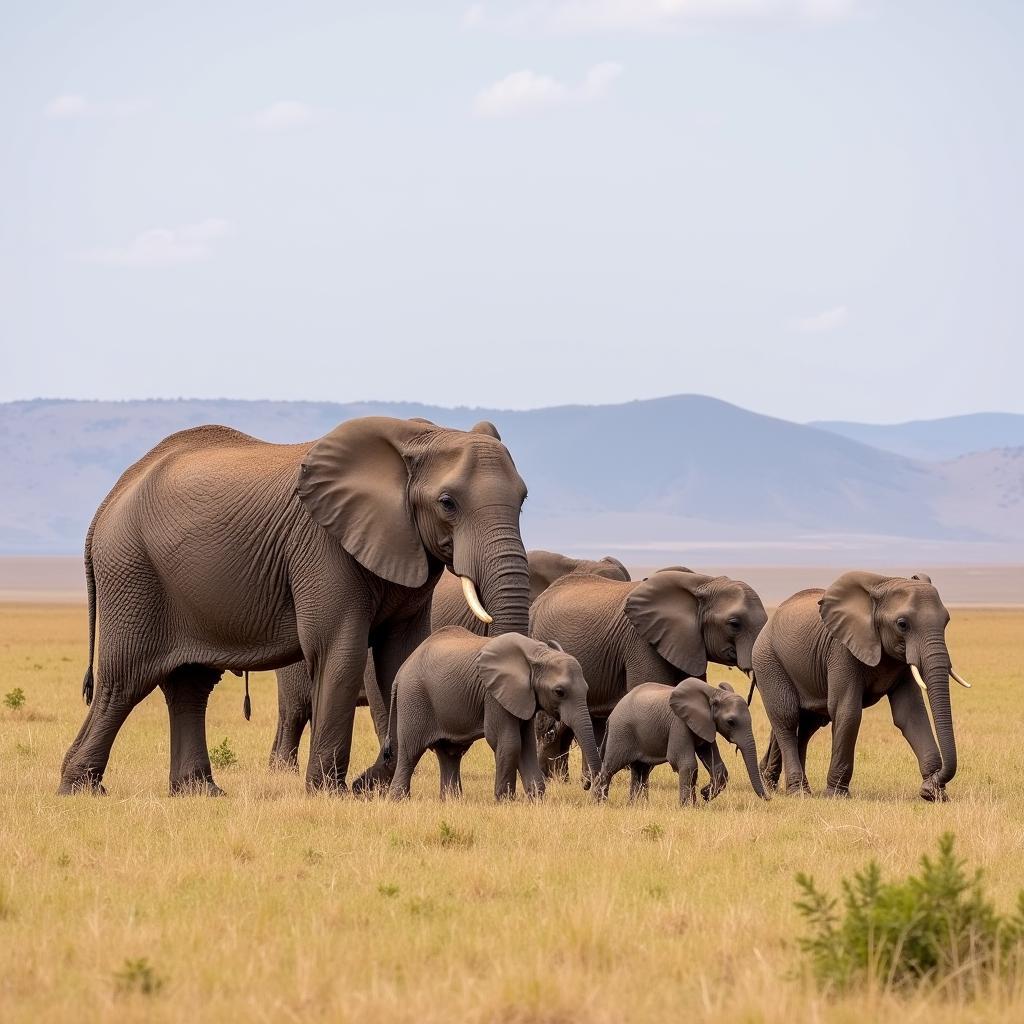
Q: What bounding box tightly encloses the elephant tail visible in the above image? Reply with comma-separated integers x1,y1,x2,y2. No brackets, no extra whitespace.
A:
81,519,97,706
745,670,756,707
598,726,608,762
382,677,399,763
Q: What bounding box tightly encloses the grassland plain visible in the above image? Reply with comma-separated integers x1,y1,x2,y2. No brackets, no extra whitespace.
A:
1,603,1023,1023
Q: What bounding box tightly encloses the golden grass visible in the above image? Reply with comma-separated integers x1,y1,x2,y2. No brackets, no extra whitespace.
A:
1,603,1023,1022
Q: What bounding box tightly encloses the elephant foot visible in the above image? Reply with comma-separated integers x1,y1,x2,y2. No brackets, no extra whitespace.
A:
823,785,851,800
306,775,349,795
785,782,813,797
57,775,107,796
267,751,300,772
170,773,225,797
760,772,781,793
351,759,395,798
920,777,949,803
701,780,727,802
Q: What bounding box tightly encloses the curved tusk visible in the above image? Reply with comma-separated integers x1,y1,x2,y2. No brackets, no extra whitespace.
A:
910,664,927,692
460,576,493,625
950,667,973,689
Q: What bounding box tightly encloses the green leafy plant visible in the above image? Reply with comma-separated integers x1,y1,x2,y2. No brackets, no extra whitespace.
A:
795,833,1024,996
209,737,237,770
434,820,474,848
638,822,664,841
378,882,400,898
3,688,26,711
113,957,164,996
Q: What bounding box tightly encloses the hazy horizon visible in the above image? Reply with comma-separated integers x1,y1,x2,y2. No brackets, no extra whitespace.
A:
4,2,1022,422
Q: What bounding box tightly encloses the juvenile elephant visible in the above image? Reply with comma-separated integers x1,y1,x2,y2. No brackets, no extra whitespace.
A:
59,417,530,797
387,628,601,801
594,679,769,805
529,568,768,781
269,549,630,769
752,571,971,801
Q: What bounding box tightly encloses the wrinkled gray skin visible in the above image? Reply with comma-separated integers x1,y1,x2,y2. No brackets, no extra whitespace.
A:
58,416,530,797
752,571,961,802
269,550,629,769
594,680,769,805
530,569,769,786
387,628,601,801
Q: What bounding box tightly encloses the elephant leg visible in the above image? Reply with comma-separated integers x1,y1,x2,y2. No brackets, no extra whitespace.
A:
435,742,468,800
58,687,138,795
628,762,652,803
536,712,572,782
696,740,728,801
161,665,223,796
485,709,522,801
517,718,546,801
824,693,863,798
388,740,424,801
888,678,946,802
352,616,430,796
675,756,699,806
592,734,628,802
759,731,782,792
269,662,312,771
754,655,809,796
304,631,371,794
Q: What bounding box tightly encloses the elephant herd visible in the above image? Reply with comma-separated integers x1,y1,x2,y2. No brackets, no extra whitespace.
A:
58,415,970,806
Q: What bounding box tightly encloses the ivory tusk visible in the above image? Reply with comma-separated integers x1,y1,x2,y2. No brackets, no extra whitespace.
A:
910,664,927,692
950,667,973,689
460,576,493,625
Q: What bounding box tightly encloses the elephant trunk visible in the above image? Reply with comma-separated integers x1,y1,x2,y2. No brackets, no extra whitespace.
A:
738,731,768,800
921,635,957,786
569,703,603,783
474,520,530,637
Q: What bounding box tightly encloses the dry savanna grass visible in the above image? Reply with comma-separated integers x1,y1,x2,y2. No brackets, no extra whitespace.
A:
1,602,1024,1023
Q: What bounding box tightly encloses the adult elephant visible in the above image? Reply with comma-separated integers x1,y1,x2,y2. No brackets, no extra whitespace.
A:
752,571,970,801
529,568,768,781
269,549,631,769
59,416,530,797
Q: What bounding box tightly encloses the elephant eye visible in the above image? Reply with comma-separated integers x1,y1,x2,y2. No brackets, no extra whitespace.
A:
727,616,742,631
438,494,457,514
896,617,909,632
553,685,567,699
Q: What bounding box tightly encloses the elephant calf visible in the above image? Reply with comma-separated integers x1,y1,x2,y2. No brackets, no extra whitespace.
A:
387,628,602,801
593,680,769,806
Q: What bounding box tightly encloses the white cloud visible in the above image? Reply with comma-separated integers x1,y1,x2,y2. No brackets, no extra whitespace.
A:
791,304,849,333
79,219,230,268
464,0,857,33
248,101,317,131
474,61,623,118
44,94,148,119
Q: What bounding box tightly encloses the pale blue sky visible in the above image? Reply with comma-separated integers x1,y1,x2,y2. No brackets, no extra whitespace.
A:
2,1,1021,421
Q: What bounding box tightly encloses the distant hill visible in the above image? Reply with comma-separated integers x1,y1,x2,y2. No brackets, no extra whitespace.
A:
811,412,1024,461
2,396,1020,562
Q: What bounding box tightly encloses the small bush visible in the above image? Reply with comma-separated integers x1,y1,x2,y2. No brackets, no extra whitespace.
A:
378,882,400,898
3,688,26,711
639,822,664,842
795,833,1024,996
209,738,237,770
434,820,474,848
113,957,164,996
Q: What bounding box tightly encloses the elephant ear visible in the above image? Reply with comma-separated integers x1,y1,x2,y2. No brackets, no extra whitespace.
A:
297,416,433,588
476,633,538,721
471,420,501,440
599,555,631,582
624,570,715,677
911,572,933,585
669,679,717,744
717,681,736,694
818,571,890,667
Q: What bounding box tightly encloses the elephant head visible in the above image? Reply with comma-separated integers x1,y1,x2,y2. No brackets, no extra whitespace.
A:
624,569,768,676
297,416,530,635
819,571,969,787
527,550,631,602
476,633,602,781
669,678,768,799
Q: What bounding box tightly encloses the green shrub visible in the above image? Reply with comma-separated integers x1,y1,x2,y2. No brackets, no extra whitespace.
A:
3,688,26,711
434,820,474,848
113,957,164,996
795,833,1024,996
209,738,237,770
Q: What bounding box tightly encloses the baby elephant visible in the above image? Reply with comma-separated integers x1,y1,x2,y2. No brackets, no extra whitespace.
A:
387,627,602,801
594,680,769,805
